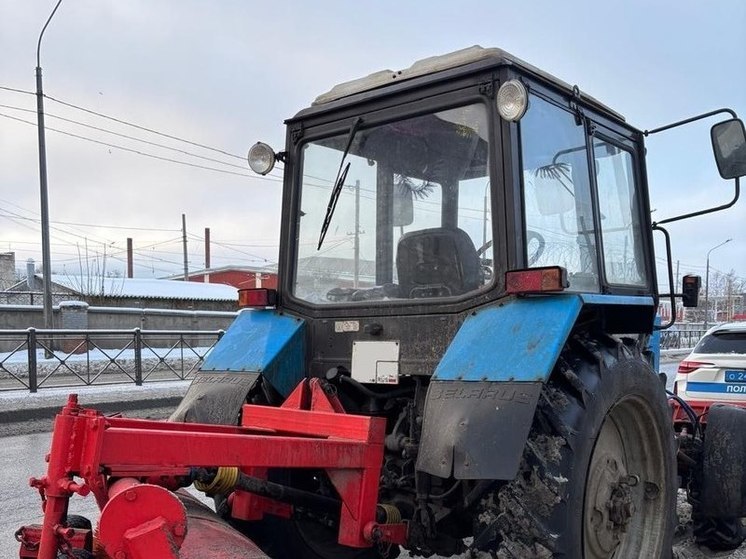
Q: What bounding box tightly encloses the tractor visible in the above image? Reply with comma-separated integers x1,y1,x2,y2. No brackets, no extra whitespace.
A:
18,46,746,559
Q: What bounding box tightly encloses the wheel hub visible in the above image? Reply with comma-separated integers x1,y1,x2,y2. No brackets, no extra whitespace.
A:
607,474,638,531
584,395,670,559
587,451,638,556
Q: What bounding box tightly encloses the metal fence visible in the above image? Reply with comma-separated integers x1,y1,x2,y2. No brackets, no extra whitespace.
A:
0,328,224,392
659,329,706,350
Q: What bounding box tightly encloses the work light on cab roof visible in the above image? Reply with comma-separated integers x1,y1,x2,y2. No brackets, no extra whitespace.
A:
496,79,528,121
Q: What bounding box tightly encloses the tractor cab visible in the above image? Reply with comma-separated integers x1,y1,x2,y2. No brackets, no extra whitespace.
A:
245,46,660,384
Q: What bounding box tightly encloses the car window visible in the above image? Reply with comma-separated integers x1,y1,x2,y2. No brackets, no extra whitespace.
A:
694,331,746,354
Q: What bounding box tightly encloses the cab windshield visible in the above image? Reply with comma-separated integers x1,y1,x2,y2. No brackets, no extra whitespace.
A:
293,103,492,305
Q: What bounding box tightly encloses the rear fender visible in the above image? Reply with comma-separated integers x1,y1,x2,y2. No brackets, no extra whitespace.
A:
417,293,655,481
170,310,306,424
416,295,582,480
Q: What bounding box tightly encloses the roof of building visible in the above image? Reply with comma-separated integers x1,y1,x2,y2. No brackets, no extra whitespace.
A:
163,264,278,280
44,274,238,301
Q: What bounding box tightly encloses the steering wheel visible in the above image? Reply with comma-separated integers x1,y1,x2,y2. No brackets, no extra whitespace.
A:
477,232,546,266
526,230,546,266
476,239,492,257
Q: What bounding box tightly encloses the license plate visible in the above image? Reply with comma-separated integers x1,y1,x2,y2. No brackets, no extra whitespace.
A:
724,370,746,383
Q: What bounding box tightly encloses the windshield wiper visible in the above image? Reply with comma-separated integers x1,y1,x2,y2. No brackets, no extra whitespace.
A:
317,117,362,250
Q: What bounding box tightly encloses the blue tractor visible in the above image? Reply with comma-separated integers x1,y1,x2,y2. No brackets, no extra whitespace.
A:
169,46,746,558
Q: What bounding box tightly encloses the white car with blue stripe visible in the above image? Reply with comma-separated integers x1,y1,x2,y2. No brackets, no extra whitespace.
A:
674,322,746,407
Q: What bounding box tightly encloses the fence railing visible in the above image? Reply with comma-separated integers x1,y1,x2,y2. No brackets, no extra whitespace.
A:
659,329,706,350
0,328,224,392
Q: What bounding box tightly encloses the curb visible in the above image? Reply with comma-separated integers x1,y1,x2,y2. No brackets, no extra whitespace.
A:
0,395,184,425
0,381,191,436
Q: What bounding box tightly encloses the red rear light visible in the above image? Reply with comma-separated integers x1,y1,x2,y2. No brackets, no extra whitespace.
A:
238,288,277,308
677,360,713,374
506,266,568,295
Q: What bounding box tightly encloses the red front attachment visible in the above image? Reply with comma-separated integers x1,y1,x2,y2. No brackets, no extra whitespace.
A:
22,380,407,559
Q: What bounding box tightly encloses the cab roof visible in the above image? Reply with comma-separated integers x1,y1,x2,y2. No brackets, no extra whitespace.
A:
290,45,624,122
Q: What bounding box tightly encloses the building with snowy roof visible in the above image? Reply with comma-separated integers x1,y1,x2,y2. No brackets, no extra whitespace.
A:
5,274,238,312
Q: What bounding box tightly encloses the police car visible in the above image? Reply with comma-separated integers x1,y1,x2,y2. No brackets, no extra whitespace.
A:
674,322,746,406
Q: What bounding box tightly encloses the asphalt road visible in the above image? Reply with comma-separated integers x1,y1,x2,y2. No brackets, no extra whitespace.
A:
6,362,744,559
2,431,99,559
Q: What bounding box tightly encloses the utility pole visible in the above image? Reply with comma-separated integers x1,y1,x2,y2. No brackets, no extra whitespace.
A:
126,237,133,278
675,260,680,321
204,227,211,270
36,0,63,331
353,180,360,288
182,213,188,281
704,238,731,329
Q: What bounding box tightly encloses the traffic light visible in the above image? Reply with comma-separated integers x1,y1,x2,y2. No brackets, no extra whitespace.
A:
681,275,701,308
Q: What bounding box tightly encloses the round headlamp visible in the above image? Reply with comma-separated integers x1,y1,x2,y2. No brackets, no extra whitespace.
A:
496,80,528,122
247,142,276,175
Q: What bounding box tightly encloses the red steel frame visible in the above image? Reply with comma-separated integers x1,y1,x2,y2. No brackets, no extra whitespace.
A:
671,398,746,425
26,378,408,559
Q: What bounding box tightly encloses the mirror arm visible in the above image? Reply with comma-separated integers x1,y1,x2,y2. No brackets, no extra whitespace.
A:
643,108,737,136
652,223,676,330
645,108,742,226
653,177,740,226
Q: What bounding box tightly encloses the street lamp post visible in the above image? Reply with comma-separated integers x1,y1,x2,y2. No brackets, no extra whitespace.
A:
35,0,63,331
704,238,732,329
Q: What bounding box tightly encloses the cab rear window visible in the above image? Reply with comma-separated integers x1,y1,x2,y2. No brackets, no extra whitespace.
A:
694,332,746,354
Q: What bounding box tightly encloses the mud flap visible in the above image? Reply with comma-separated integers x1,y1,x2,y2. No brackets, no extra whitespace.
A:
169,371,261,425
416,380,541,480
700,404,746,517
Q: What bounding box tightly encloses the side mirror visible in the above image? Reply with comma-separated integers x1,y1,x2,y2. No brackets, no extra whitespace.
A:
711,118,746,179
393,183,414,227
681,274,701,308
532,163,575,216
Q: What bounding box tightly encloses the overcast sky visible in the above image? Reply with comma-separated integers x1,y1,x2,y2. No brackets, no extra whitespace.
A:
1,0,744,290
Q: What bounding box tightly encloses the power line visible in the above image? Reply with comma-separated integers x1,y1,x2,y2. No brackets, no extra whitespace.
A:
187,232,269,261
0,207,181,233
0,197,119,245
43,93,246,160
0,85,33,95
0,85,246,161
0,208,117,247
0,111,284,179
0,102,251,171
0,85,290,178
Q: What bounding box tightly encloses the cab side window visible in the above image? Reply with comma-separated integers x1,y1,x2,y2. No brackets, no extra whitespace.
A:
593,140,647,286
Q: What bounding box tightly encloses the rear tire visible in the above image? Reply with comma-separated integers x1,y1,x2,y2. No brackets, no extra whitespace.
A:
691,512,745,551
475,332,676,558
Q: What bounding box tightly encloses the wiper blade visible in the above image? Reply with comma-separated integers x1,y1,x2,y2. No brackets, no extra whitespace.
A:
317,117,362,250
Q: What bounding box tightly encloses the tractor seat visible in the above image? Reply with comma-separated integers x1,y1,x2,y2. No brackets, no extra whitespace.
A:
396,227,481,298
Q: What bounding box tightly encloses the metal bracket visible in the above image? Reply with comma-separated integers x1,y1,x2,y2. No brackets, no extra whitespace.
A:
291,124,304,145
570,84,585,126
479,80,495,98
